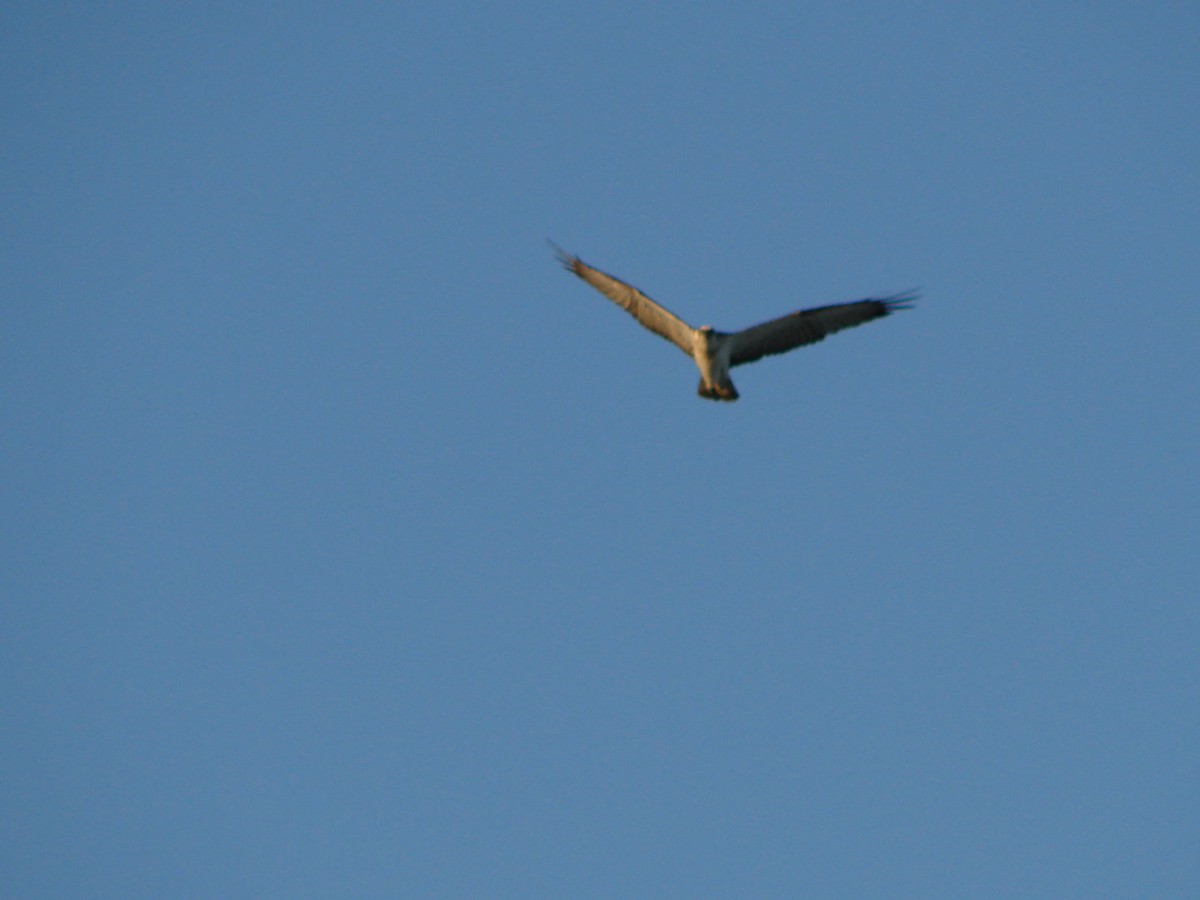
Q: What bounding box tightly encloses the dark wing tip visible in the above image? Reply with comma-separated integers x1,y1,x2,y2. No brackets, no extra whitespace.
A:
881,289,919,312
546,239,583,276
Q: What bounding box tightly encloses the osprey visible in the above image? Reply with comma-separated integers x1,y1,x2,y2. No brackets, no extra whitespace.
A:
552,244,915,401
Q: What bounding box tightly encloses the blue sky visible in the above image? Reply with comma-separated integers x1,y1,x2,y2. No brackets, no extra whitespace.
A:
4,3,1198,896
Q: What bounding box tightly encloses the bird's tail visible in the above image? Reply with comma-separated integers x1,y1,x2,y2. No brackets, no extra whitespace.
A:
698,379,739,402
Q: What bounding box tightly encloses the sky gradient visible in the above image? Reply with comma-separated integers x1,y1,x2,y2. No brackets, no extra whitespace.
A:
4,3,1199,896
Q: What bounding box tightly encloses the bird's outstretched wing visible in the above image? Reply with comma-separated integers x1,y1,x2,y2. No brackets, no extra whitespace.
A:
551,243,695,356
727,292,916,367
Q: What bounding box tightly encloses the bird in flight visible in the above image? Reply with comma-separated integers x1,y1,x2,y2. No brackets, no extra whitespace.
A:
551,243,915,401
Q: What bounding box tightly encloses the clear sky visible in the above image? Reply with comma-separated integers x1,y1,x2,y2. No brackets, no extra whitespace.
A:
4,3,1198,896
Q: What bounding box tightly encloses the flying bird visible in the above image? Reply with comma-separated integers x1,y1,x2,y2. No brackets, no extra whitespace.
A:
551,244,915,401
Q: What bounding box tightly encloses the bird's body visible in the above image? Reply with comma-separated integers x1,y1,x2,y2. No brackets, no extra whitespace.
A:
552,244,914,401
690,327,739,400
